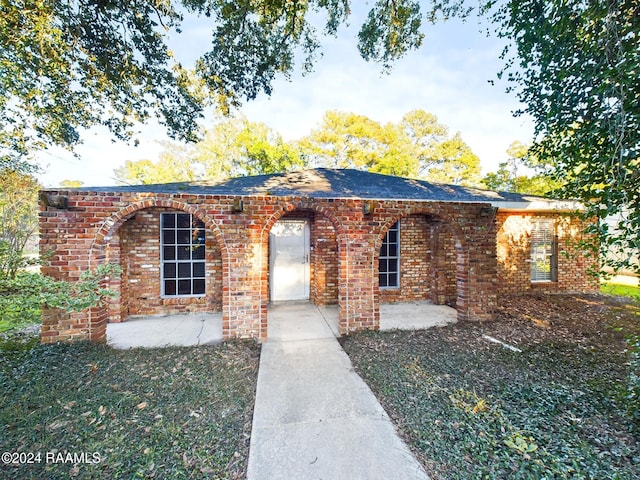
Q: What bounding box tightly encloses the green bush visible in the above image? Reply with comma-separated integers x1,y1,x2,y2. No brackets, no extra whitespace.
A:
0,242,120,332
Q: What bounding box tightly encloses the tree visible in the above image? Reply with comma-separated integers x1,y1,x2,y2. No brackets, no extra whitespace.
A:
113,142,200,185
482,141,559,195
298,111,418,176
1,0,479,170
0,170,40,276
299,109,481,185
1,0,202,167
114,116,305,185
494,1,640,272
59,180,84,188
6,1,637,271
401,110,481,185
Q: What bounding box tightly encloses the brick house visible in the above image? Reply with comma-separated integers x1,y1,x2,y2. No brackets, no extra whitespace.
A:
39,168,598,343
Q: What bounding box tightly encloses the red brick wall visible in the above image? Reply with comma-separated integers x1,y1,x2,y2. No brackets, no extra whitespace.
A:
309,214,339,305
379,215,457,305
39,190,504,343
117,208,222,319
496,212,599,295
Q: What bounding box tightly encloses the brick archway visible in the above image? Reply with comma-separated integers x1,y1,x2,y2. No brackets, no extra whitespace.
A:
259,201,345,340
374,209,471,322
87,198,228,341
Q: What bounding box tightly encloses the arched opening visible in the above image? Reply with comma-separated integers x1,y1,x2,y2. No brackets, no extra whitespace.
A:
263,206,341,340
376,212,466,325
89,201,226,342
267,209,339,305
110,207,223,320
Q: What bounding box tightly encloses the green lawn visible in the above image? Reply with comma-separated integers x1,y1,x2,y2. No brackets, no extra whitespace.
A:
601,281,640,300
342,294,640,479
0,333,259,479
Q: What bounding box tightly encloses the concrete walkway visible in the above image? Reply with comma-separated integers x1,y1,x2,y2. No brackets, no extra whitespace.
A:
247,303,430,480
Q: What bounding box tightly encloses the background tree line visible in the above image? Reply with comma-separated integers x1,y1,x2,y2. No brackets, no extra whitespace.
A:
114,109,552,192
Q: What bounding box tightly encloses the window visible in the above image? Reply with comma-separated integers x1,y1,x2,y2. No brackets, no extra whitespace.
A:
530,219,557,282
161,213,206,296
379,221,400,288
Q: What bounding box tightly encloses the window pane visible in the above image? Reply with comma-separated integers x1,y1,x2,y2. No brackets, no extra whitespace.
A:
388,244,397,257
379,273,388,288
178,263,191,278
193,262,205,278
177,246,191,260
177,230,191,245
162,230,175,245
162,214,175,228
192,245,205,260
193,279,205,295
177,214,191,228
379,258,388,273
388,272,398,287
194,228,205,245
164,280,176,296
163,246,175,260
178,279,191,295
164,263,176,279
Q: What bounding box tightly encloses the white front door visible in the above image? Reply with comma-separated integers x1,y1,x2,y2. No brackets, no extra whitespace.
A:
270,220,310,302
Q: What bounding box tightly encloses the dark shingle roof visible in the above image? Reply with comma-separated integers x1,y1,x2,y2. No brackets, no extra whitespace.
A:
66,168,574,210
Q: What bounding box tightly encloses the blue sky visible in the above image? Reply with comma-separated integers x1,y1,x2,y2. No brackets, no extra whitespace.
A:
37,7,533,187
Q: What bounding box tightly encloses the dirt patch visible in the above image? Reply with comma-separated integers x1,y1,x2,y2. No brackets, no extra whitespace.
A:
488,293,639,348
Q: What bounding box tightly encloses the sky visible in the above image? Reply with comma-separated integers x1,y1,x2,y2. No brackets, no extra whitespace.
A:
36,5,534,188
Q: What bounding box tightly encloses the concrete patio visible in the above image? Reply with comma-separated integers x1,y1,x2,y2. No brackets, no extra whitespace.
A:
107,301,457,348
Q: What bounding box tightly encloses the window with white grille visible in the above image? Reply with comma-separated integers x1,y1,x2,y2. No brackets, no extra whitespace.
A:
379,221,400,288
160,213,206,297
530,219,557,282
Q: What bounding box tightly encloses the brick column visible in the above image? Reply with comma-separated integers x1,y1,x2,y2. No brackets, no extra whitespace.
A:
456,209,497,321
338,212,379,334
220,218,265,340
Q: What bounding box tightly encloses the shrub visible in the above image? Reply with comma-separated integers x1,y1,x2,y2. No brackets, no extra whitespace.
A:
0,250,120,332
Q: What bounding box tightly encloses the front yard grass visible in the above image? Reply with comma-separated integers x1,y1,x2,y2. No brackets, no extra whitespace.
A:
342,294,640,479
601,281,640,300
0,333,259,479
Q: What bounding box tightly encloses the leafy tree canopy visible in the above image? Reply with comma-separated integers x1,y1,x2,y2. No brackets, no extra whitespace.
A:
299,109,481,185
0,170,40,275
1,0,475,167
58,179,84,188
494,0,640,272
116,110,481,186
5,0,638,271
482,141,560,196
113,116,305,184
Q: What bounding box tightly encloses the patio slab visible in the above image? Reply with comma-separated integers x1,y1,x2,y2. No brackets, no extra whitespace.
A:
107,313,223,349
380,301,457,331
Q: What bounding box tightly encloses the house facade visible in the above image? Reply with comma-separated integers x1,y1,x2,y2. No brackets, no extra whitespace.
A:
39,169,599,343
